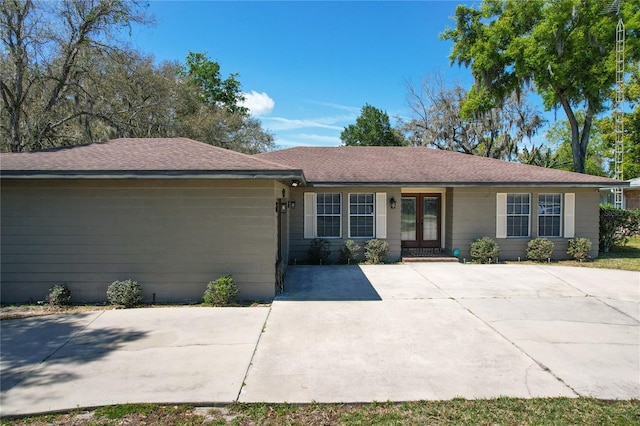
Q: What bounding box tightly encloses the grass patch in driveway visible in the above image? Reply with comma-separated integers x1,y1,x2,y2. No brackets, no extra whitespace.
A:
2,398,639,425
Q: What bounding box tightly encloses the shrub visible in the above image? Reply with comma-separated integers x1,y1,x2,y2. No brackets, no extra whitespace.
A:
600,205,640,252
364,239,389,264
48,283,71,306
470,237,500,264
107,279,142,307
203,275,239,306
339,239,362,264
308,238,330,264
567,237,592,261
526,238,555,262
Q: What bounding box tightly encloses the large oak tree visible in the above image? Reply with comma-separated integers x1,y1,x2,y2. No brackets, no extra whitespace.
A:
441,0,640,173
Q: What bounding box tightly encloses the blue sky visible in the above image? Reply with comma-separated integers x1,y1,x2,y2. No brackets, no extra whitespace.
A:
129,1,484,148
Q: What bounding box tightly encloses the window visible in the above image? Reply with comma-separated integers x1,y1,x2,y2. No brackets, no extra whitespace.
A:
538,193,562,237
316,193,341,238
349,193,374,238
506,193,530,237
304,192,386,239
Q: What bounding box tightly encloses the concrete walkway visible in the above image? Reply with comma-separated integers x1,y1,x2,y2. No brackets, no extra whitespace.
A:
1,264,639,416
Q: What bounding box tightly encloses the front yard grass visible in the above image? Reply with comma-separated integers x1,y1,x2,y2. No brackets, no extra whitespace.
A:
2,399,639,425
528,236,640,272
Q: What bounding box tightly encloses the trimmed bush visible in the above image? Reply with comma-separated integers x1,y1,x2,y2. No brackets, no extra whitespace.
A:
470,237,500,264
203,275,239,306
107,279,142,307
567,237,592,261
364,239,389,264
308,238,330,264
526,238,555,262
339,239,362,264
48,283,71,306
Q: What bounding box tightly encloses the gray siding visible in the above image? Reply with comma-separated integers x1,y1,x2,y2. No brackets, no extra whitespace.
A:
1,179,281,303
449,187,600,261
288,187,401,263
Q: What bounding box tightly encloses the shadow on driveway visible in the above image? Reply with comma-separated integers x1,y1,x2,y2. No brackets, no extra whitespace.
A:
1,312,147,392
279,265,381,301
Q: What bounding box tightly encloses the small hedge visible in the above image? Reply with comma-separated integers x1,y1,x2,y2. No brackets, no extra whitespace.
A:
48,283,71,306
107,279,143,308
203,275,239,306
526,238,555,262
339,239,362,264
364,239,389,264
567,237,592,261
308,238,330,264
470,237,500,264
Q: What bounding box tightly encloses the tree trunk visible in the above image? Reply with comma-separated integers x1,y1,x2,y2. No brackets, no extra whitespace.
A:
559,94,587,174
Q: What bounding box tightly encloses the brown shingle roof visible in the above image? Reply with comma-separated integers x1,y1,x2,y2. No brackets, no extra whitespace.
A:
257,146,625,187
0,138,301,179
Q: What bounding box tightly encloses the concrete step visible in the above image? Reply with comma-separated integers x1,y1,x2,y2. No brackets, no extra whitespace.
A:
402,256,460,263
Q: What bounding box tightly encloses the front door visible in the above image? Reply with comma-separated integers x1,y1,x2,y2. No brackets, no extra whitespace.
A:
401,194,441,248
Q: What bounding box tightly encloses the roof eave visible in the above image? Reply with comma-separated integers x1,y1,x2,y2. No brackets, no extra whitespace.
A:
304,181,629,188
0,169,307,184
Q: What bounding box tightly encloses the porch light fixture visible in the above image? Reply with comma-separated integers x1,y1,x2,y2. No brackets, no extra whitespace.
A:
291,180,300,187
288,200,296,209
390,197,397,209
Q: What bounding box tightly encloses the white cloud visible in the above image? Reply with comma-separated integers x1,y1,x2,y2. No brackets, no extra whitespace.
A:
241,91,275,116
261,115,354,132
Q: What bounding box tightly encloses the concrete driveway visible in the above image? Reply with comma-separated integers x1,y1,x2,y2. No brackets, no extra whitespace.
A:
1,264,638,416
240,264,639,402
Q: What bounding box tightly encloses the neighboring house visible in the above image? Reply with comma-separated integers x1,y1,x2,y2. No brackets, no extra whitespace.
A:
599,178,640,210
0,139,626,303
624,178,640,210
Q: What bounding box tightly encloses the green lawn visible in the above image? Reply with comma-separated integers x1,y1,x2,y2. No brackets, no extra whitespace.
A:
558,236,640,272
3,399,639,425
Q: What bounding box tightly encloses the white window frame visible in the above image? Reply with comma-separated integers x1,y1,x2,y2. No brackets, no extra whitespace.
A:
537,193,562,237
348,193,375,238
316,193,342,238
305,192,387,239
497,193,531,238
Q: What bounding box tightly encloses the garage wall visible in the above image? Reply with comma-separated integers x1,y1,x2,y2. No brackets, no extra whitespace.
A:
1,179,280,303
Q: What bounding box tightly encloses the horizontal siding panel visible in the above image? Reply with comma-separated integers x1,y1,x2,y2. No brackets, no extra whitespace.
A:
1,179,279,303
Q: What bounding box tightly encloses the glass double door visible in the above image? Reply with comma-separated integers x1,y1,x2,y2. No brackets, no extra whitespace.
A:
401,194,441,248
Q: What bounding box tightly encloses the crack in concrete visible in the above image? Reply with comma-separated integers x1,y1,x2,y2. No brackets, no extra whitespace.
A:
235,305,272,402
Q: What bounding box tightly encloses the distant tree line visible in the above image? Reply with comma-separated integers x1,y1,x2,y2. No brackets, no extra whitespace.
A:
0,0,273,153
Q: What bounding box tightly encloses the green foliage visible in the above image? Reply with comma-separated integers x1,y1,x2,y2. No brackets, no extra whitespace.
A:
567,237,593,261
600,206,640,252
48,283,71,306
308,238,331,264
470,237,500,264
203,275,239,306
341,104,407,146
441,0,640,174
364,239,389,264
599,68,640,180
107,279,143,308
339,239,362,264
182,51,248,116
0,3,274,155
526,238,555,262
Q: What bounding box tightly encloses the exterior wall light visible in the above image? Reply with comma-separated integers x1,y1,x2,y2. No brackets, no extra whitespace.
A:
291,180,300,187
288,200,296,209
390,197,397,209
